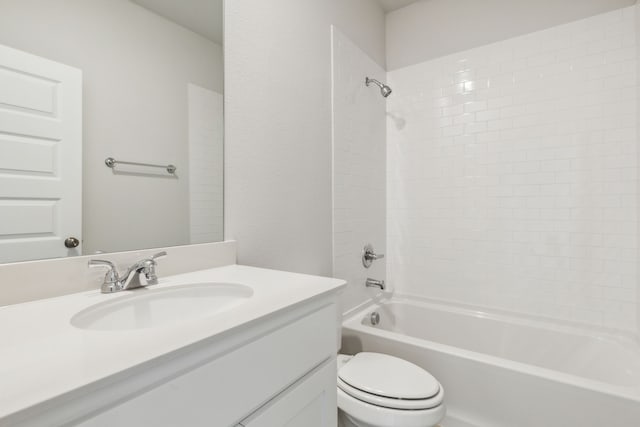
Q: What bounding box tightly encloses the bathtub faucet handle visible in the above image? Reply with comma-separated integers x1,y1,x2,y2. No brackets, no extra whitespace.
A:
362,243,385,268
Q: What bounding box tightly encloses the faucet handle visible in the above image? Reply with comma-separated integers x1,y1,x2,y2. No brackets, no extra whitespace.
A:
88,259,115,267
362,244,385,268
88,260,118,282
141,251,166,284
88,259,121,293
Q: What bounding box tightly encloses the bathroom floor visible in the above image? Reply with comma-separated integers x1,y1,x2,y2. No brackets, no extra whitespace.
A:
442,415,480,427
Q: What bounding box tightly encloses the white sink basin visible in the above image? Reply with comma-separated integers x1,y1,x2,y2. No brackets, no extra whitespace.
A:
71,283,253,331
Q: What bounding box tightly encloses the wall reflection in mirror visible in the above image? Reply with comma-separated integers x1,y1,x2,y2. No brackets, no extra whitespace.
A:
0,0,224,263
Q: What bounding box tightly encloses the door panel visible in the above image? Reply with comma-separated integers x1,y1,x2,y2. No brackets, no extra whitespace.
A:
0,43,82,262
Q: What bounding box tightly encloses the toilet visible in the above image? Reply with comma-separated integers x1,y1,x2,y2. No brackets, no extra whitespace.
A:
337,353,446,427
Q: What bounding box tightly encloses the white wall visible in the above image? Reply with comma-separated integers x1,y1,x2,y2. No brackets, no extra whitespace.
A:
331,27,386,313
225,0,385,275
386,0,636,70
0,0,223,254
387,7,638,333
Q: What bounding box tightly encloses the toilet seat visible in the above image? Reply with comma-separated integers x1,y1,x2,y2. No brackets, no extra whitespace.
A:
337,352,444,411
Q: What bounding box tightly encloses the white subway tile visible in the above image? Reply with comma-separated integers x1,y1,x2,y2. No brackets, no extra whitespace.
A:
387,6,638,334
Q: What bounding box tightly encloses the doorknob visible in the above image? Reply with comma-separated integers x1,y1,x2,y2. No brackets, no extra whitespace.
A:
64,237,80,248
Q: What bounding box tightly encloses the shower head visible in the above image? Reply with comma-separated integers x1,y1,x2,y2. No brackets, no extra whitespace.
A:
366,77,392,98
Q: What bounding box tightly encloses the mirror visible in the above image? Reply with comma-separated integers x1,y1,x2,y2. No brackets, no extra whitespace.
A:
0,0,224,263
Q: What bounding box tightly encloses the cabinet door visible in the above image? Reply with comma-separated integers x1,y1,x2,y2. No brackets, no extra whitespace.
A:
240,358,336,427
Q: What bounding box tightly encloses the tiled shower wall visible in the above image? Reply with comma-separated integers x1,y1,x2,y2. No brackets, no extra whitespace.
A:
188,84,224,244
332,27,386,313
387,6,638,332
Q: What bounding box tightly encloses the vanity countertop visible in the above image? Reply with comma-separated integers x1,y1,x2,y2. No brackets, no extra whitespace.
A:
0,265,345,422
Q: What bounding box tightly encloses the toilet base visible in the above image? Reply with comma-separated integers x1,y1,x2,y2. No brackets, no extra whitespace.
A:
338,409,367,427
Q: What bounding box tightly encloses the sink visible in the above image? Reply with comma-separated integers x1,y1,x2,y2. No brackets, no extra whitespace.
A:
71,283,253,331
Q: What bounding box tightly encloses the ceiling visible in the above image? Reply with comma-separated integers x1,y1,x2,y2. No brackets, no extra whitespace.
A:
130,0,420,43
131,0,223,45
377,0,423,13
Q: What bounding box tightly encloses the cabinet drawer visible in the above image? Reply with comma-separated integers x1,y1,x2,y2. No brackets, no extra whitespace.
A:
78,304,337,427
239,357,336,427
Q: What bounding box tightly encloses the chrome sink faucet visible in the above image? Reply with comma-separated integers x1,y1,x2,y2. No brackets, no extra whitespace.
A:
88,251,167,293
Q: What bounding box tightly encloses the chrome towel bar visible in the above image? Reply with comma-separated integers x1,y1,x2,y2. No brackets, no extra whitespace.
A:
105,157,176,174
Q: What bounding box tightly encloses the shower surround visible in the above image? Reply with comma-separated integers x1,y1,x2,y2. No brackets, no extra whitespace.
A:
386,6,638,334
332,27,386,312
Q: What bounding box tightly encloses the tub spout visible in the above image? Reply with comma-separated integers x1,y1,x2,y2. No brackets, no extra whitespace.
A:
366,278,385,290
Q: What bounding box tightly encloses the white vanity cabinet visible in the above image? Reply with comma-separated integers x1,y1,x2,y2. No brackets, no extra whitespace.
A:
1,264,345,427
74,301,339,427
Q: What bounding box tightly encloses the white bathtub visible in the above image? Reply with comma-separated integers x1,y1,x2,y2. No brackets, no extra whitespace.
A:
341,296,640,427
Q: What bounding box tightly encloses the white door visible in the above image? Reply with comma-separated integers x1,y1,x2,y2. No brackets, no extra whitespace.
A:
0,43,82,262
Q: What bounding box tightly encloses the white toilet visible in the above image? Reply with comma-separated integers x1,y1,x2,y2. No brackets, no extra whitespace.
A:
337,353,446,427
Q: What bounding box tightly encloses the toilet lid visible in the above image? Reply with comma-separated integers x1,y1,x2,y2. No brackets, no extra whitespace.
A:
338,377,444,410
337,352,440,400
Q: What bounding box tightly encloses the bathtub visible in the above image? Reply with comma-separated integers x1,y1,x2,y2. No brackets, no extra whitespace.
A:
341,296,640,427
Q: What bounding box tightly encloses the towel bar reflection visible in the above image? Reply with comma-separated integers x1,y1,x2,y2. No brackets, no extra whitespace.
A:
104,157,177,174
